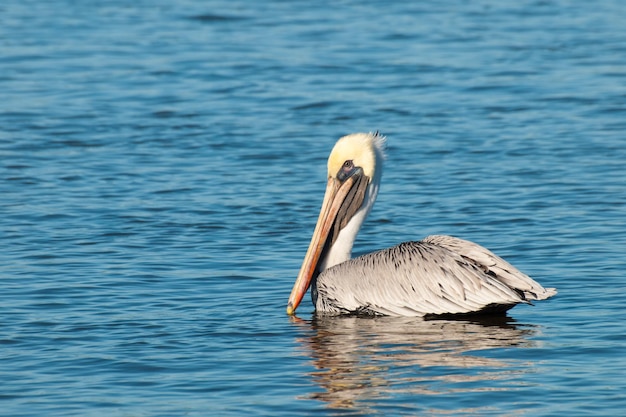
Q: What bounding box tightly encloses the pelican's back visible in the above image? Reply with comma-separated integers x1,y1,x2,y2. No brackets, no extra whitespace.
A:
314,235,556,316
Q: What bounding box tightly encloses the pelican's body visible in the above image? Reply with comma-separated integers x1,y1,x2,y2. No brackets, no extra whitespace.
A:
287,132,556,317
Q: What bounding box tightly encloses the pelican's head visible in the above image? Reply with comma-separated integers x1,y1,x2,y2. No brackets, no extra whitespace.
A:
326,132,383,183
287,132,386,315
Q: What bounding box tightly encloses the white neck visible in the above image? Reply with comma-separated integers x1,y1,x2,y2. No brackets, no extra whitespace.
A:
318,175,380,271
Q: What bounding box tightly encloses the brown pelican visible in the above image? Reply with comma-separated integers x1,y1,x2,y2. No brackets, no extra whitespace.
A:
286,132,556,317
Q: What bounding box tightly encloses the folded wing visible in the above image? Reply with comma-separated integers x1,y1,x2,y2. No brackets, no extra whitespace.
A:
315,235,556,316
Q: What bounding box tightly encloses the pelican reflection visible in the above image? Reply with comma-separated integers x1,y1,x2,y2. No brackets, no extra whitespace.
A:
293,315,539,413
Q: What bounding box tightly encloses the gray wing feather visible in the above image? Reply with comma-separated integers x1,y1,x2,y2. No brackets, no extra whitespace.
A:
423,235,557,301
315,236,556,317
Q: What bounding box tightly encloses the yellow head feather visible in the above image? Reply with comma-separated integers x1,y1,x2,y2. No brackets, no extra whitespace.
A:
327,132,386,180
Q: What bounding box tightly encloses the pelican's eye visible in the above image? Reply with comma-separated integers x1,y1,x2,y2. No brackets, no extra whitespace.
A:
337,160,356,182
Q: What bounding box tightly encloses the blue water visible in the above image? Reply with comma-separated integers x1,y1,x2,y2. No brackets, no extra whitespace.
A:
2,0,625,415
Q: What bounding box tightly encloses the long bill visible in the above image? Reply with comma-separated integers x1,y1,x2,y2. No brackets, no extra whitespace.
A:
286,176,359,315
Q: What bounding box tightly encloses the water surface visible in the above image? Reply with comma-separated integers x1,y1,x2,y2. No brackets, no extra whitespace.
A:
1,0,625,415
